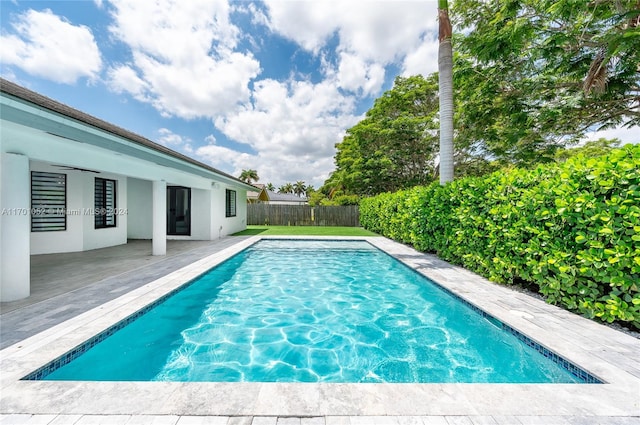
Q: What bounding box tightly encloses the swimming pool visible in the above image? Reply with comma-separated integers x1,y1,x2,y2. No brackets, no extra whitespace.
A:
26,239,599,383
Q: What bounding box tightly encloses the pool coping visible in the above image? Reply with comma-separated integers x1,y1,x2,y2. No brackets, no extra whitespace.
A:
1,235,639,417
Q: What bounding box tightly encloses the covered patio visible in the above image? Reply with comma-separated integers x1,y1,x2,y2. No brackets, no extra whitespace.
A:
1,78,254,305
0,237,252,349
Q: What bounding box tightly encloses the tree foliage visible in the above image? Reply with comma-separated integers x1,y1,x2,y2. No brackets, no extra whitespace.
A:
555,138,622,162
293,181,307,197
331,75,440,196
278,182,293,194
452,0,640,165
239,169,259,184
320,1,638,196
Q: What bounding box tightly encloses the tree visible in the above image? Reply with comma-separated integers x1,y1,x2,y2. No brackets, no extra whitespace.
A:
438,0,454,184
293,181,307,197
555,138,622,162
331,75,440,196
265,183,275,191
452,0,640,165
239,169,259,184
278,183,293,194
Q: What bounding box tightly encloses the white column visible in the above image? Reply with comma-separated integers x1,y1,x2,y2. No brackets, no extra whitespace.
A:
152,180,166,256
0,153,31,301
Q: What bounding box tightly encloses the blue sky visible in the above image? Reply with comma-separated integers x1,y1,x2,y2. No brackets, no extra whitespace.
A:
1,1,636,188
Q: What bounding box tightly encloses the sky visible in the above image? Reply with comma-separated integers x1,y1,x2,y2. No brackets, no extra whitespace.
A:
1,1,637,189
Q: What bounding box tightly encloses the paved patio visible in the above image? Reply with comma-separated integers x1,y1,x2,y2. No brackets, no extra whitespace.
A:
0,238,252,348
1,236,639,425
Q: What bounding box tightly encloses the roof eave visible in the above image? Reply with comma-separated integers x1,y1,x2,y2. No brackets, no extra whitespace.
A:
0,78,255,191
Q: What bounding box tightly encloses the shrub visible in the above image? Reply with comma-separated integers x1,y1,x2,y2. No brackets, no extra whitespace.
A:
360,144,640,330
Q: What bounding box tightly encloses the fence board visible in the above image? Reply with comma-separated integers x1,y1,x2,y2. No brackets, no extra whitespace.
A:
247,204,360,227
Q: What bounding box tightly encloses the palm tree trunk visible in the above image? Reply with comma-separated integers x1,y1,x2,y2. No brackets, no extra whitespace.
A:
438,0,454,184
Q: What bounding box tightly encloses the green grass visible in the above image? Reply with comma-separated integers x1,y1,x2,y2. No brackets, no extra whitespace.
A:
232,225,380,236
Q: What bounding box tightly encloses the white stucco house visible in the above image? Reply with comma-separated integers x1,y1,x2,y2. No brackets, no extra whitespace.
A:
0,78,256,302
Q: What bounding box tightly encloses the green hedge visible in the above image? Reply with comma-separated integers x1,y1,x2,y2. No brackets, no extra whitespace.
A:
360,144,640,329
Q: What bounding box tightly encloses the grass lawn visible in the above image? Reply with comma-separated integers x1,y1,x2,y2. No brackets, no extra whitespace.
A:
233,225,380,236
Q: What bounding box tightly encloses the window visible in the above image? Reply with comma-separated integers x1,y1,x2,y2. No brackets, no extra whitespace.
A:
225,189,236,217
95,178,116,228
31,171,66,232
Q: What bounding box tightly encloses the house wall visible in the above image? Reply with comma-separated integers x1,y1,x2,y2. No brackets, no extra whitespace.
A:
30,163,128,254
127,177,153,239
2,115,250,254
210,186,225,239
214,186,247,237
127,182,246,241
30,162,84,254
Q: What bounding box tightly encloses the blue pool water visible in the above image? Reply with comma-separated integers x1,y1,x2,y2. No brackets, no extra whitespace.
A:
38,240,588,383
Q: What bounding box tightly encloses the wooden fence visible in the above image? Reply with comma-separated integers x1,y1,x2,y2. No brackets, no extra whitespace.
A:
247,204,360,227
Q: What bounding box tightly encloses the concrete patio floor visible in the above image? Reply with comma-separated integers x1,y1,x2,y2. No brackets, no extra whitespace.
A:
0,238,252,348
1,236,639,425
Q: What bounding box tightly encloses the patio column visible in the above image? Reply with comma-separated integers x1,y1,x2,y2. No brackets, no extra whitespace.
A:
152,179,166,256
0,153,30,301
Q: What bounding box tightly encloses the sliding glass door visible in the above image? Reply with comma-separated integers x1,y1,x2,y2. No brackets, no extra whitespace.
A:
167,186,191,236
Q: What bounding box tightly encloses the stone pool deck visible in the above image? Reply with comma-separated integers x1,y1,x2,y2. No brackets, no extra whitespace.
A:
1,236,639,424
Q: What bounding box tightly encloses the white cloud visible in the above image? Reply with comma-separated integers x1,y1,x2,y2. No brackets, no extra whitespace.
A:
101,0,441,187
105,0,260,119
262,1,335,54
195,143,338,188
196,144,256,177
264,0,439,93
211,78,361,186
207,0,437,185
107,64,150,101
264,0,437,61
216,78,357,154
157,128,194,154
0,9,102,84
402,36,440,77
337,53,386,96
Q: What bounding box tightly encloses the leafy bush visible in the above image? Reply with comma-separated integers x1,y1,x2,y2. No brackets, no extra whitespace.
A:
360,144,640,330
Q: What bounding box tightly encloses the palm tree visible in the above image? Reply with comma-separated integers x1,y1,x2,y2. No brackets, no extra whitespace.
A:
279,183,294,194
293,181,306,197
438,0,454,184
265,182,275,191
239,169,259,184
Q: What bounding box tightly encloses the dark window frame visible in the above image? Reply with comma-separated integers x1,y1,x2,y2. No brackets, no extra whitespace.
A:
31,171,67,232
95,177,117,229
225,189,236,217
